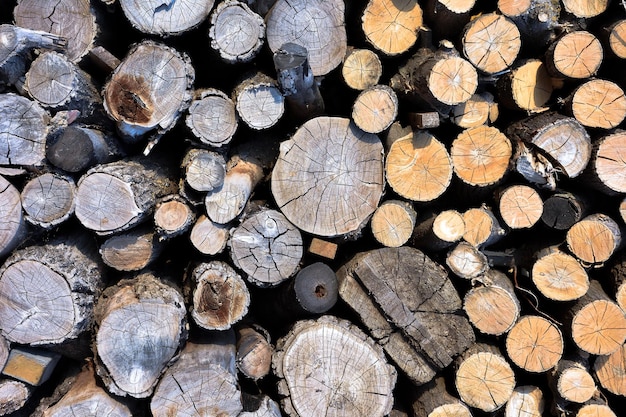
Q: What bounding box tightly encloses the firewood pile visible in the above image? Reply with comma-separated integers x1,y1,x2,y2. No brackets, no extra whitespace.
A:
2,0,626,416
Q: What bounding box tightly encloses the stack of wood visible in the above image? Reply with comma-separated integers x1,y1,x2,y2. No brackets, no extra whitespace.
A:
2,0,626,416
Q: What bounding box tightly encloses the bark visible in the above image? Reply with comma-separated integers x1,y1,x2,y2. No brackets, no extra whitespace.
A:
541,191,588,230
240,394,282,417
20,172,75,229
362,0,423,56
209,0,265,63
118,0,214,36
185,89,238,148
0,379,32,416
412,209,465,251
424,0,474,42
411,376,472,417
498,0,560,49
235,324,273,381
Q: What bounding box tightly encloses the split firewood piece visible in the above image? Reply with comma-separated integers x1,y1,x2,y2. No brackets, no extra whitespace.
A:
229,208,303,287
566,213,621,266
343,246,475,369
185,261,250,330
594,342,626,397
88,45,120,74
454,342,516,413
93,272,187,398
505,385,545,417
308,238,338,260
567,79,626,129
0,175,26,258
99,226,164,272
561,0,608,18
541,191,587,230
0,234,104,348
545,31,603,79
185,89,238,148
507,112,591,179
505,315,564,373
118,0,214,36
20,172,75,229
102,40,194,141
14,0,96,62
424,0,475,41
512,140,559,190
209,0,264,63
1,346,60,386
446,241,490,280
497,0,561,48
236,324,273,380
385,130,453,202
532,246,589,302
151,331,242,416
610,250,626,312
272,116,384,238
566,280,626,355
411,376,472,417
233,72,284,130
273,42,325,121
46,125,122,173
0,379,32,416
153,194,195,239
412,209,465,251
461,13,521,74
586,131,626,195
352,84,398,134
40,362,133,417
390,45,478,115
279,262,338,315
408,111,440,129
273,315,397,417
362,0,423,56
341,48,382,91
189,214,230,255
608,19,626,59
240,394,282,417
266,0,346,76
0,93,49,166
462,205,507,248
370,200,417,248
75,157,177,236
549,353,597,405
463,269,521,336
181,148,226,193
451,91,498,128
497,184,544,229
451,125,512,188
496,59,553,112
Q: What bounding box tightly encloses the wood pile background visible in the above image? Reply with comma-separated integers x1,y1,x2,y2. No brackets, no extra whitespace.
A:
3,0,626,416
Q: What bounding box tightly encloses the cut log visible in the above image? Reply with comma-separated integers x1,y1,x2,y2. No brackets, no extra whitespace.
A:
93,272,188,398
411,376,472,417
505,315,564,373
462,205,507,248
576,403,617,417
567,280,626,355
463,269,521,336
610,250,626,312
362,0,423,56
280,261,338,315
412,209,465,251
567,79,626,129
531,246,589,301
273,42,325,122
0,175,26,259
0,379,31,416
181,148,226,193
451,92,498,128
229,208,303,287
0,234,104,348
265,0,346,76
566,213,621,266
497,0,561,48
189,214,230,255
496,59,553,112
153,194,195,239
561,0,608,18
586,131,626,195
75,157,177,235
308,238,338,260
272,315,397,417
271,116,384,238
497,184,544,229
545,31,603,79
233,72,284,130
450,125,512,188
541,191,587,230
185,260,250,330
608,19,626,59
461,13,521,74
209,0,265,63
151,331,243,416
102,40,194,141
20,172,75,229
119,0,214,36
14,0,96,62
370,200,417,248
385,130,453,202
341,48,382,91
424,0,475,42
512,140,559,190
446,241,490,280
454,342,516,413
594,342,626,397
99,226,164,272
240,394,282,417
235,324,273,381
550,353,597,405
185,89,238,148
0,93,49,166
505,385,545,417
1,346,60,386
351,84,398,133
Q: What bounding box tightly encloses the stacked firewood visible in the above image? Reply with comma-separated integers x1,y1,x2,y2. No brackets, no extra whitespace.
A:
2,0,626,416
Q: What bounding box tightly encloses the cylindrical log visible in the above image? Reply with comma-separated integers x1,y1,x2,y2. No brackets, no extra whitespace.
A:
20,172,75,229
362,0,423,56
352,84,398,134
497,0,561,49
209,0,265,63
370,200,417,248
586,131,626,195
281,262,338,315
119,0,214,36
93,272,188,398
153,194,195,239
594,342,626,397
576,402,617,417
496,59,553,111
512,140,559,190
186,261,250,330
189,214,230,255
562,0,608,18
411,376,472,417
99,226,165,272
185,89,238,148
567,79,626,129
446,241,490,280
233,72,284,130
505,315,564,373
341,48,382,91
412,209,465,251
505,385,545,417
0,379,32,416
462,205,507,248
265,0,346,76
0,175,26,259
0,93,49,166
240,394,282,417
566,213,622,266
236,324,273,381
273,315,397,417
181,148,226,193
451,91,498,128
608,19,626,59
549,353,597,405
545,31,603,79
531,246,589,301
541,191,587,230
229,208,303,287
497,184,544,229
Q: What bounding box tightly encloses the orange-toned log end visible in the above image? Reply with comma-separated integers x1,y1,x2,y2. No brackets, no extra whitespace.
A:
104,74,154,124
566,214,621,265
594,343,626,397
557,367,597,403
531,250,589,302
609,20,626,59
550,31,603,79
462,13,521,74
505,315,564,373
571,79,626,129
428,56,477,106
572,299,626,355
362,0,423,56
498,184,543,229
464,284,519,336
